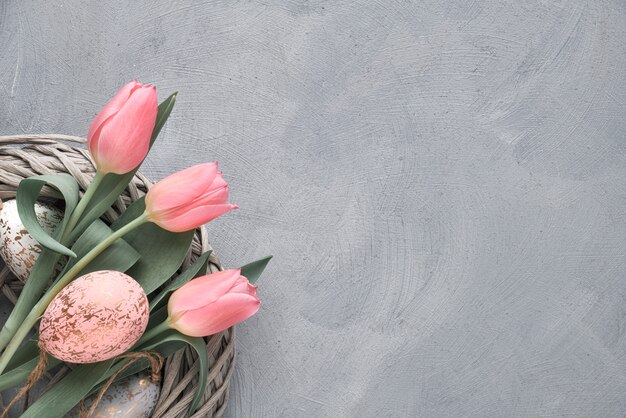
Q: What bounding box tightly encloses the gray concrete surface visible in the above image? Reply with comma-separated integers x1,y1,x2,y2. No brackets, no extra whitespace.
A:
1,1,626,416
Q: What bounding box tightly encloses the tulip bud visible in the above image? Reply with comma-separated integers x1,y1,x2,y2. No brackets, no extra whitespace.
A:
88,81,158,174
144,163,237,232
167,269,260,337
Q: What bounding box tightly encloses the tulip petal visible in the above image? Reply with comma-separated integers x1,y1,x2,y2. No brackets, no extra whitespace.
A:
192,183,229,207
168,269,241,312
172,293,260,337
163,183,229,220
231,276,258,296
146,163,218,213
87,81,139,148
95,85,158,174
211,173,228,189
153,204,237,232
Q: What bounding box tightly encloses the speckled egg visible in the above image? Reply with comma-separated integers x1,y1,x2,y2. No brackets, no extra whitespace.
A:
0,199,63,281
39,270,149,363
65,373,160,418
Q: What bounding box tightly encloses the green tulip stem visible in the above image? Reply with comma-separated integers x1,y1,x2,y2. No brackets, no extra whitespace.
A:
135,320,171,348
0,213,149,376
62,170,106,241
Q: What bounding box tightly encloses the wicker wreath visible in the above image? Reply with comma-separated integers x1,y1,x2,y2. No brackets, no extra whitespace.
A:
0,135,234,418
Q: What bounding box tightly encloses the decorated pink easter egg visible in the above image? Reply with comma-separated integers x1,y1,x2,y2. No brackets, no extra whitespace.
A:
39,270,149,363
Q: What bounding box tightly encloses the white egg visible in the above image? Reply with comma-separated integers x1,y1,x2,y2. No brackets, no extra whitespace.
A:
0,199,63,281
65,373,161,418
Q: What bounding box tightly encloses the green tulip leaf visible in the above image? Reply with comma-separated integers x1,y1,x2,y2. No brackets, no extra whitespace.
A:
92,333,187,391
109,327,210,415
85,330,196,402
139,331,209,415
0,174,81,350
4,339,39,372
174,333,209,415
16,173,79,257
0,351,61,392
240,255,273,284
143,337,187,359
20,359,114,418
0,250,62,350
111,197,194,294
69,93,177,242
0,357,38,392
58,219,140,279
84,330,208,415
149,251,211,311
0,338,61,392
146,305,169,330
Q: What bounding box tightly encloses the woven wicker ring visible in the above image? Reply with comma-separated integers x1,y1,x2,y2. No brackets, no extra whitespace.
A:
0,135,234,418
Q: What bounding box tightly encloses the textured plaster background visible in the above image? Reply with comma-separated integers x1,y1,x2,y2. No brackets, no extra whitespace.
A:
1,1,626,417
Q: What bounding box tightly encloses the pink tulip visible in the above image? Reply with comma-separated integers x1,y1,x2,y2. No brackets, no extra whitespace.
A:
167,269,260,337
88,81,158,174
144,163,237,232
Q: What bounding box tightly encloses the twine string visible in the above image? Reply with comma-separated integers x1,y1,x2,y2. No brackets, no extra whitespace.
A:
79,351,163,418
1,346,48,418
0,349,162,418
